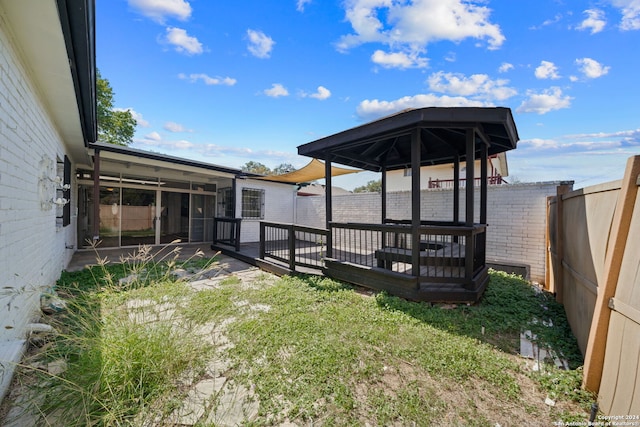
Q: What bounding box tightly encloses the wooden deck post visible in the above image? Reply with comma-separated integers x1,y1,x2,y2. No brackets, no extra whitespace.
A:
583,156,640,393
325,157,333,258
453,154,460,223
92,148,100,241
288,223,296,270
464,129,475,282
259,221,265,259
411,128,421,279
381,163,387,223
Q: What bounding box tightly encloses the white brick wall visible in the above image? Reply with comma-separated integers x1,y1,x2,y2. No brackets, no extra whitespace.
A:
237,179,297,242
294,182,566,283
0,15,77,346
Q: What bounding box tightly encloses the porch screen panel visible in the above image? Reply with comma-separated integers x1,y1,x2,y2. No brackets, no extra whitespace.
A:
190,194,214,242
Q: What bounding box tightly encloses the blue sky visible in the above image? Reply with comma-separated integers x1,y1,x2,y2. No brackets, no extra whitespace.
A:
97,0,640,190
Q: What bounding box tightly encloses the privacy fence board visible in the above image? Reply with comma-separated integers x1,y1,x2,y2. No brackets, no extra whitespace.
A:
598,181,640,415
548,155,640,415
559,182,620,354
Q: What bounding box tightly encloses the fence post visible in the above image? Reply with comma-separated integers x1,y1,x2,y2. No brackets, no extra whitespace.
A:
554,183,571,304
583,156,640,393
288,224,296,271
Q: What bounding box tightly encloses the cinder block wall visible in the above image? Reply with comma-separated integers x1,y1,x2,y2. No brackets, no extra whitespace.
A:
295,182,566,283
0,15,77,347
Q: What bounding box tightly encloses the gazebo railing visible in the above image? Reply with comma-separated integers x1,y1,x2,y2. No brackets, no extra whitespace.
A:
330,221,486,284
260,221,328,270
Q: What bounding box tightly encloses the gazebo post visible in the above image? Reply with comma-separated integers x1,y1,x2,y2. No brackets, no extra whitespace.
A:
411,128,421,279
325,156,333,258
381,163,387,223
465,129,475,283
453,153,460,225
480,141,488,224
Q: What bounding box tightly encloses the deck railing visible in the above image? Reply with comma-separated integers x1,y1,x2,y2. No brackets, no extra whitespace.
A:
213,217,242,251
330,221,486,284
428,175,505,189
259,221,328,271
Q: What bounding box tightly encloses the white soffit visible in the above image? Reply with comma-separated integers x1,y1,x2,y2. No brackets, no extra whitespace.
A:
1,0,87,162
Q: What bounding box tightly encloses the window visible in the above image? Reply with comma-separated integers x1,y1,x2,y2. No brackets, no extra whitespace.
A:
403,167,412,177
241,188,264,219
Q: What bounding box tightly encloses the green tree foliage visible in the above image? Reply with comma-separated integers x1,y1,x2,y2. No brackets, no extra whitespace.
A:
97,70,136,146
272,163,296,175
353,179,382,193
241,161,297,175
241,161,272,175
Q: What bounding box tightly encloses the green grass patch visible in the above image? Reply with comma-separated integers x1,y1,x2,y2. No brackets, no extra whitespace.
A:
12,257,590,426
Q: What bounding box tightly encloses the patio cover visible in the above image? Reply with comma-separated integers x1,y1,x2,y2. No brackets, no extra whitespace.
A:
257,158,360,184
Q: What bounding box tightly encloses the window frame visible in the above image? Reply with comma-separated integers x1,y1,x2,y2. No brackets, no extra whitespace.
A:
241,188,265,220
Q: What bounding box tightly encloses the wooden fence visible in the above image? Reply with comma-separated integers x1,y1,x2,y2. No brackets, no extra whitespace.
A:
547,155,640,415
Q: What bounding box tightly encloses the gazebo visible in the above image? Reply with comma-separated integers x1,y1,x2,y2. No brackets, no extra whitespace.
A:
296,107,520,302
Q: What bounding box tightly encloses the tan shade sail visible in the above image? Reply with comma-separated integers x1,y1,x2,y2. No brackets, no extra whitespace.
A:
257,158,360,183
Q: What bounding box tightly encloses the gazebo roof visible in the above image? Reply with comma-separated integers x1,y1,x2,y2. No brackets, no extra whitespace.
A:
297,107,519,172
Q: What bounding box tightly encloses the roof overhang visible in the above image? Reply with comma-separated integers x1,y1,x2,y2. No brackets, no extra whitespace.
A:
297,107,519,172
86,142,248,182
1,0,96,163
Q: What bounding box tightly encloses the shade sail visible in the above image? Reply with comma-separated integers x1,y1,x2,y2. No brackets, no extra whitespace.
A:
257,158,360,183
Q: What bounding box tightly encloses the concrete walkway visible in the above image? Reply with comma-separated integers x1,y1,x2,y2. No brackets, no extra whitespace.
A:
66,242,225,272
2,245,280,427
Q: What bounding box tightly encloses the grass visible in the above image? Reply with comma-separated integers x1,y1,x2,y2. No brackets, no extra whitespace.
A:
4,250,594,426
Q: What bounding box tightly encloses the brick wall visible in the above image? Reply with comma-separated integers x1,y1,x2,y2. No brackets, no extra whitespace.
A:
295,182,567,283
0,14,77,347
237,179,297,242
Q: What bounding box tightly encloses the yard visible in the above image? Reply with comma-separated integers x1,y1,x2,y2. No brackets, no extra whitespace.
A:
1,248,593,426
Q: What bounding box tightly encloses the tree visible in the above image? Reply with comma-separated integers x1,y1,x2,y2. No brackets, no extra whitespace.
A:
241,162,297,175
272,163,296,175
97,69,136,145
353,179,382,193
241,161,272,175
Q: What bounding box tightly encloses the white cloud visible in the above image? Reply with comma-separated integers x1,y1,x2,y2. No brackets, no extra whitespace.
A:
337,0,505,55
356,93,489,121
165,27,203,55
145,131,162,141
535,61,560,79
308,86,331,100
247,29,275,58
611,0,640,30
519,138,560,150
178,73,237,86
264,83,289,97
371,50,428,69
575,57,611,78
163,121,191,132
577,9,607,34
128,0,191,23
427,71,517,101
516,87,572,114
114,108,150,127
498,62,514,73
297,0,312,12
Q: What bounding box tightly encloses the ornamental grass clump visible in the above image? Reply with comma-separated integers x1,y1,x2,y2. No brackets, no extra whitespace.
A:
17,242,218,426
